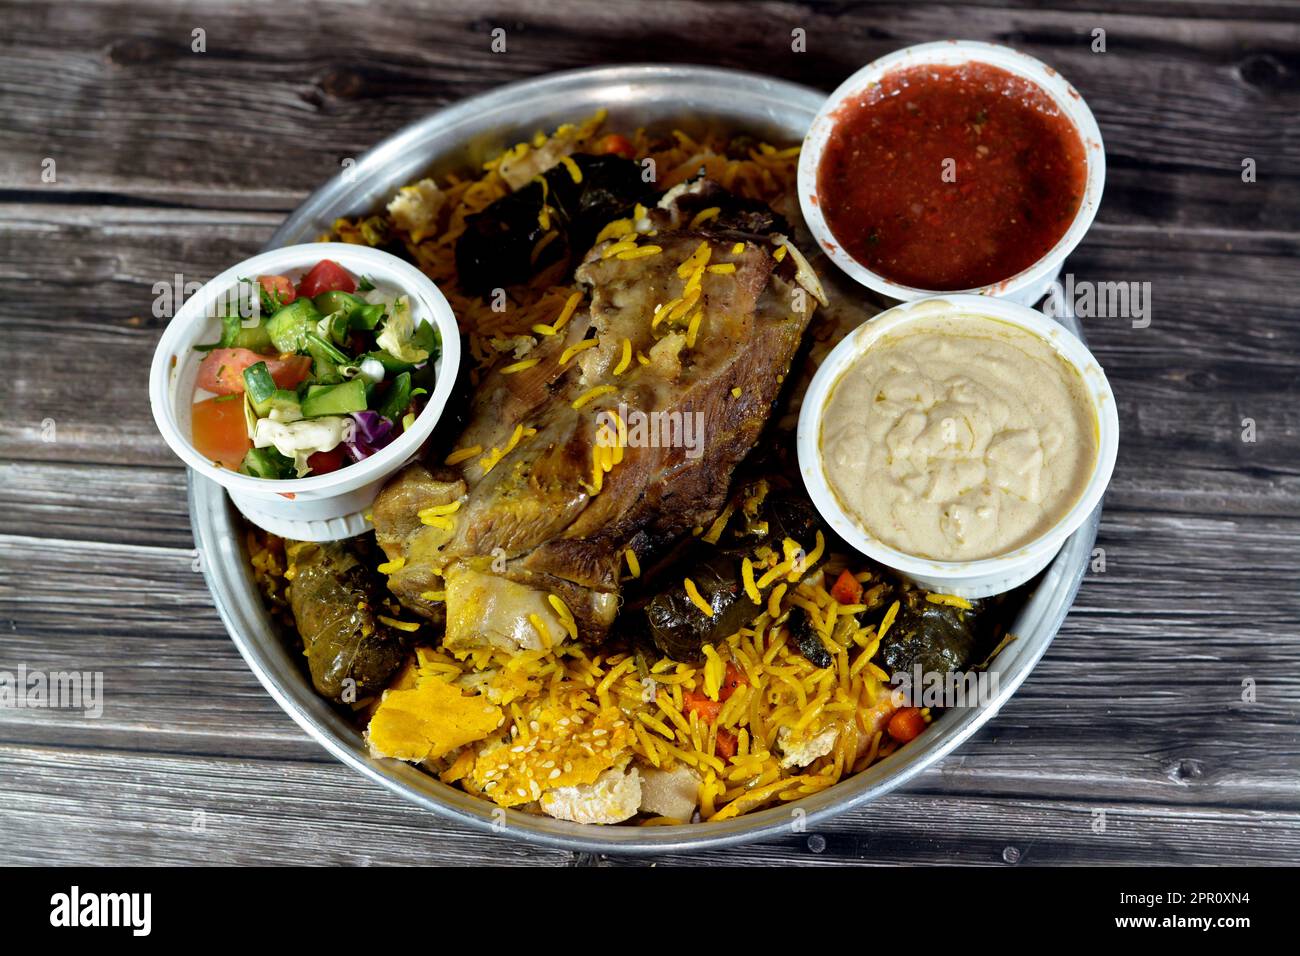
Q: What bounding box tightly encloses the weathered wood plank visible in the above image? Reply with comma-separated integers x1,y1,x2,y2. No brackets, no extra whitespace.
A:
0,461,194,549
605,797,1300,866
0,1,1296,234
1,743,1295,866
0,745,575,866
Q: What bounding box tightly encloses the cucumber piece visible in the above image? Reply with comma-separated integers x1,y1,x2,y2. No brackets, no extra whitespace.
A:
261,389,302,422
266,299,323,353
194,312,272,353
229,324,273,352
240,447,294,480
300,379,367,418
242,361,277,408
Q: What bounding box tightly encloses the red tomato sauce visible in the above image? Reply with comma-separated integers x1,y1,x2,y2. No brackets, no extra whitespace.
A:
816,62,1087,291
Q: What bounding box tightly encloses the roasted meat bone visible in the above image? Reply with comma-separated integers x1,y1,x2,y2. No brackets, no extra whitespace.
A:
373,182,825,653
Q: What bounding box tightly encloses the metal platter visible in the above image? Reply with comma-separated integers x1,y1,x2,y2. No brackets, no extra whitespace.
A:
189,64,1101,854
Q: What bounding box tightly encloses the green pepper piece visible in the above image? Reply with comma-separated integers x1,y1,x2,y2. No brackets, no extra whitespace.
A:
350,302,386,331
411,320,440,363
304,330,350,365
376,371,412,424
312,290,368,319
361,349,415,374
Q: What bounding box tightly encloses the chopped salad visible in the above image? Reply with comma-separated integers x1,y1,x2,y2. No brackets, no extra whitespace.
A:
190,259,440,479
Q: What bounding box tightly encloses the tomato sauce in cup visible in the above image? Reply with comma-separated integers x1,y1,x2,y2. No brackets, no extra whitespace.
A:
816,62,1087,292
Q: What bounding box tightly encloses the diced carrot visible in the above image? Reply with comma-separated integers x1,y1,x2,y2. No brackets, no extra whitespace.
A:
683,689,721,723
887,707,926,743
592,133,636,160
715,728,738,760
718,662,747,702
830,568,863,605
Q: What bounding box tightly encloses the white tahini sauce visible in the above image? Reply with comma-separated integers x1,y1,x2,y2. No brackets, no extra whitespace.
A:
820,314,1098,561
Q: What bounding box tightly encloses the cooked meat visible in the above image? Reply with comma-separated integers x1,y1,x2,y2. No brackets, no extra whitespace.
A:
455,153,655,295
285,541,406,703
374,181,823,652
638,764,700,820
370,464,464,623
540,766,642,825
777,724,839,769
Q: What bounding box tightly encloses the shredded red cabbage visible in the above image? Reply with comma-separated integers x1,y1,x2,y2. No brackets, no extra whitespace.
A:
344,409,396,462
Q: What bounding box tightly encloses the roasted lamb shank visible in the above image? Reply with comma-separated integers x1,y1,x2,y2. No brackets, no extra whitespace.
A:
372,180,826,652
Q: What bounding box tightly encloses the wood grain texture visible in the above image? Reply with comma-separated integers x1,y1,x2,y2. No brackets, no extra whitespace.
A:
1,0,1298,866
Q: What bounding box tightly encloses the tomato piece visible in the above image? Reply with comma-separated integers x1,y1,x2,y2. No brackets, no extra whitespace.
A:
265,353,313,390
306,448,347,475
196,349,311,395
196,348,262,395
718,662,747,702
830,569,863,605
592,133,636,160
714,728,738,760
191,396,251,470
296,259,356,298
683,689,721,723
887,707,927,743
257,274,296,307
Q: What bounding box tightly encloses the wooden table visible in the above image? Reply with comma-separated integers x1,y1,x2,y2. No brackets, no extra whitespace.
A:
2,0,1297,866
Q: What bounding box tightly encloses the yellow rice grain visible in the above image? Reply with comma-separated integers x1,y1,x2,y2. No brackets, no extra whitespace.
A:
741,558,761,604
927,593,974,609
612,338,632,375
501,357,540,374
444,444,482,466
684,578,714,617
571,384,617,409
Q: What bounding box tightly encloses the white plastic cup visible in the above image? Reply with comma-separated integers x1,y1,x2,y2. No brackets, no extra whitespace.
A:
150,243,461,542
797,294,1118,598
798,40,1106,307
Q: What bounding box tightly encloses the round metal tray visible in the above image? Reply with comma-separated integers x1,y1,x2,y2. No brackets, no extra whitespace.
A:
190,64,1100,854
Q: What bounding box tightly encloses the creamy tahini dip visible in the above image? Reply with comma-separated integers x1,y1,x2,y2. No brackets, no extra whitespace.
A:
820,314,1098,562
